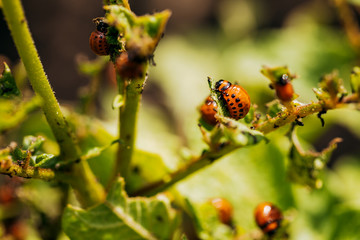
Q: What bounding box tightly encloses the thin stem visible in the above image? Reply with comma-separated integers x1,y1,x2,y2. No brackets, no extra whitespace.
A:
115,63,149,181
2,0,105,207
130,145,238,196
255,102,323,134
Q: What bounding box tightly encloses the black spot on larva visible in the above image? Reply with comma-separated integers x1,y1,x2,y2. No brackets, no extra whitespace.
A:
95,35,98,38
233,111,237,114
100,35,103,39
227,99,230,102
238,103,243,107
231,94,236,98
239,113,243,117
99,40,102,43
235,98,240,102
230,102,234,106
240,109,243,112
226,93,229,97
232,107,236,110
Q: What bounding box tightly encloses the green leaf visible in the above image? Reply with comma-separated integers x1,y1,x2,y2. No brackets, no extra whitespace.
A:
313,70,348,109
260,65,296,85
266,100,285,118
105,5,171,59
80,139,120,163
127,150,170,193
0,62,20,98
63,178,179,240
32,153,57,168
0,96,42,132
10,146,27,162
77,56,108,77
22,135,45,153
287,128,342,189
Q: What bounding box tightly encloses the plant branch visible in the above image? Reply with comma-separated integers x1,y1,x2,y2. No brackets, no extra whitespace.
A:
254,102,323,134
2,0,105,207
0,157,55,181
114,63,149,181
130,145,239,196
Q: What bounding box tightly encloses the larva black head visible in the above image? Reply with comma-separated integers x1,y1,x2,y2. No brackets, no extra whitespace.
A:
215,79,231,91
278,74,289,86
93,17,108,33
96,21,109,33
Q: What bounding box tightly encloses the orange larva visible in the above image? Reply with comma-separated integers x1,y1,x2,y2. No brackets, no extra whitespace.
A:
200,96,218,125
215,79,251,120
254,202,283,236
89,20,109,56
274,74,294,101
210,198,233,225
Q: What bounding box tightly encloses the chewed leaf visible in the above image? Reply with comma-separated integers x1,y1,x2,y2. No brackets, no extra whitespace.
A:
260,66,296,85
32,153,57,168
63,178,179,240
287,128,342,189
266,100,285,118
105,5,171,59
313,71,348,108
202,116,264,151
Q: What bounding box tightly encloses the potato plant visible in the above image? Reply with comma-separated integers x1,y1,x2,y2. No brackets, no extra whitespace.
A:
1,0,360,239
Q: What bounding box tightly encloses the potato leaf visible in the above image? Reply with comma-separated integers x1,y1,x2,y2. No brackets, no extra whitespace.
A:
288,128,342,189
63,178,179,240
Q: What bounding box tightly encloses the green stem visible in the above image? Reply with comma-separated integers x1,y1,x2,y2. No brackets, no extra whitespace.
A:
2,0,104,207
115,63,149,181
130,145,238,196
255,102,323,134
